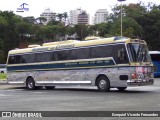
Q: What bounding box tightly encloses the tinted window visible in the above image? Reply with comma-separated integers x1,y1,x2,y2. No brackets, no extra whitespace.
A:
35,52,52,62
8,44,129,64
54,50,71,61
127,43,151,62
112,44,128,64
71,48,90,59
21,54,35,63
150,54,160,61
90,46,112,58
8,55,22,64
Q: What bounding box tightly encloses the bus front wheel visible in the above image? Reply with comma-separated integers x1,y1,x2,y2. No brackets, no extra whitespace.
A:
26,77,36,90
97,76,110,92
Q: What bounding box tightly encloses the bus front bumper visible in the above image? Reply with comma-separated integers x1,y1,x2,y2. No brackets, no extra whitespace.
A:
127,79,154,86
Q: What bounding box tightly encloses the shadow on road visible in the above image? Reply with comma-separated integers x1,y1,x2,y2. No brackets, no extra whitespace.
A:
2,85,155,94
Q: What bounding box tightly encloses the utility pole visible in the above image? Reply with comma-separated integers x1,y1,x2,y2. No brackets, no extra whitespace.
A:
117,0,126,36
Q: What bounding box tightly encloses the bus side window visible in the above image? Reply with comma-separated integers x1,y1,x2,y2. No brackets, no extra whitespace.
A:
118,48,125,61
21,57,26,63
8,55,22,64
71,48,90,60
51,52,56,61
35,52,52,62
22,54,35,63
53,50,71,61
53,51,59,61
111,44,128,64
117,48,128,63
90,46,112,58
8,56,15,64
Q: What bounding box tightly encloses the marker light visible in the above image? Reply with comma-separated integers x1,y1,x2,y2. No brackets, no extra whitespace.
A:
132,73,137,79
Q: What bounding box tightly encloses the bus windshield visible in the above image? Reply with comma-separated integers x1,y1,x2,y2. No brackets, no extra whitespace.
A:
127,43,151,62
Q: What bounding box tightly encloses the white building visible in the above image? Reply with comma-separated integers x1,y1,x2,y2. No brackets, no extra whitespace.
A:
40,8,56,24
69,8,89,25
94,9,108,24
77,11,89,25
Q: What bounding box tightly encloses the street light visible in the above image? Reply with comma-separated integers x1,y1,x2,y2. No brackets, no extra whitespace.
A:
117,0,126,36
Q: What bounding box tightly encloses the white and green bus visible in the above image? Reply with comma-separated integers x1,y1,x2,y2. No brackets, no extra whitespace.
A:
6,36,154,91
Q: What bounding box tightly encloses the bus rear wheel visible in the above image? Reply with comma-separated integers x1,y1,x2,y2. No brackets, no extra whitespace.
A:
26,77,36,90
117,87,127,91
97,76,110,92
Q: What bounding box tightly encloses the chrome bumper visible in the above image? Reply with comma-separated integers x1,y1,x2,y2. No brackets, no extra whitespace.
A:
127,79,154,86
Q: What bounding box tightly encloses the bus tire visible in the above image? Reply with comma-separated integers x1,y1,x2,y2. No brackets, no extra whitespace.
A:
97,76,110,92
26,77,36,90
45,86,55,90
117,87,127,91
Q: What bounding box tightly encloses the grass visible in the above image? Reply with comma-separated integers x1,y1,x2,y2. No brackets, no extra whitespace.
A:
0,73,7,80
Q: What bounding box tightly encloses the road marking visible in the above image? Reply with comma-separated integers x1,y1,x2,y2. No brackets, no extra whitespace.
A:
0,94,9,96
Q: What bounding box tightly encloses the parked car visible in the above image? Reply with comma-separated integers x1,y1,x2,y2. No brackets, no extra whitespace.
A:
0,64,7,73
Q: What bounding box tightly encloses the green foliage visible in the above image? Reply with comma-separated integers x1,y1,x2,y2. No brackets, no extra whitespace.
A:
36,17,47,24
47,20,60,26
0,1,160,64
0,11,19,63
74,24,89,40
0,73,6,80
141,8,160,50
23,16,36,24
109,17,144,38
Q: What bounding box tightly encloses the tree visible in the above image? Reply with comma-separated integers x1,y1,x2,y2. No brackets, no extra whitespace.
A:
74,24,89,40
97,23,111,37
16,21,32,41
109,17,143,38
141,7,160,50
57,13,63,23
23,16,36,24
63,12,68,25
36,17,47,25
0,11,19,63
66,26,75,38
47,20,59,26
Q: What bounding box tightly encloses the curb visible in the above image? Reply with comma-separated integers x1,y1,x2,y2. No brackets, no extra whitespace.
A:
0,80,8,85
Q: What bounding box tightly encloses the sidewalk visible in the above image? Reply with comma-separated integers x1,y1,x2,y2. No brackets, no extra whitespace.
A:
0,80,24,89
0,80,11,89
0,79,7,85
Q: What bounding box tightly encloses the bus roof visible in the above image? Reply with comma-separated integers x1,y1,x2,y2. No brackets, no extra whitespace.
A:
149,51,160,54
8,36,146,55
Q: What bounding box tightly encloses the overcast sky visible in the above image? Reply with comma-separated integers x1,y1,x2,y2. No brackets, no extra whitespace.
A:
0,0,159,18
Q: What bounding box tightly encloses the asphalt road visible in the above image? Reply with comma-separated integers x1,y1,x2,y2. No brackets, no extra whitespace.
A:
0,78,160,120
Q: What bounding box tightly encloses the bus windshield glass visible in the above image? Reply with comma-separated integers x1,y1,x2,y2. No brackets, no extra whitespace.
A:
127,43,151,62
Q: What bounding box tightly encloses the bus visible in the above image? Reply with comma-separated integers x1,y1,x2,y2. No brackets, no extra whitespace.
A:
6,36,154,92
149,51,160,77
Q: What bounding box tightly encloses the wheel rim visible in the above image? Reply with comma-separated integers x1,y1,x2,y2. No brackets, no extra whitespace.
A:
28,81,33,89
99,79,107,89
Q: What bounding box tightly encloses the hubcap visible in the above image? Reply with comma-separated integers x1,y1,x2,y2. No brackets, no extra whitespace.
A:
99,80,107,89
28,81,33,88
